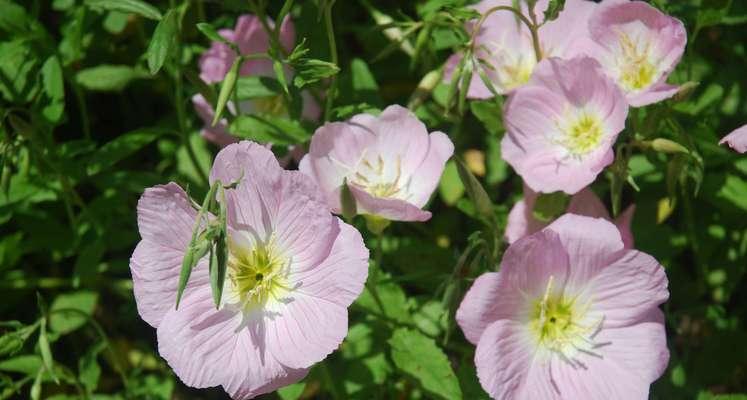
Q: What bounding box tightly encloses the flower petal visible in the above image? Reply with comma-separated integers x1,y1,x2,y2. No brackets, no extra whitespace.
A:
404,131,454,207
157,287,307,397
548,310,668,400
210,141,283,241
719,124,747,153
348,184,432,222
475,319,558,400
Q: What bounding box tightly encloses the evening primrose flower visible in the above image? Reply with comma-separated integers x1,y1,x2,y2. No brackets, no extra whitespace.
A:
299,105,454,222
571,0,687,107
193,15,320,147
719,124,747,153
457,214,669,399
445,0,597,97
501,56,628,194
130,141,368,399
506,184,635,248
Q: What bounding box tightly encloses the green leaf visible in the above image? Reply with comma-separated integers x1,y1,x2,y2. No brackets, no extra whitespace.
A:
543,0,566,22
0,0,35,34
38,319,56,383
146,8,178,75
41,56,64,101
85,0,163,20
87,128,164,176
532,192,570,222
438,160,465,206
470,100,504,135
0,355,41,375
49,291,98,334
212,57,241,125
236,76,283,100
196,22,233,47
455,157,495,225
78,341,105,393
75,64,149,92
278,382,306,400
0,39,40,103
389,328,462,400
355,273,411,324
229,115,310,146
292,58,340,89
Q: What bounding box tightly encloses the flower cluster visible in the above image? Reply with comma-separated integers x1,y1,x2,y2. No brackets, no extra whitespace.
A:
129,2,692,399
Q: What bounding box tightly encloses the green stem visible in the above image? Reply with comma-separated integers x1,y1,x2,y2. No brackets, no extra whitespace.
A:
323,0,338,121
171,0,208,186
71,82,90,139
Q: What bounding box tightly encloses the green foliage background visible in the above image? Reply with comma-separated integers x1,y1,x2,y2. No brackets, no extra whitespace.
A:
0,0,746,399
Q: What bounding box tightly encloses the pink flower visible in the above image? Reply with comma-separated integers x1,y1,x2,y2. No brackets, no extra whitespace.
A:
299,105,454,222
130,141,368,399
506,184,635,248
569,0,687,107
501,56,628,195
194,15,321,147
719,124,747,153
457,214,669,399
445,0,597,97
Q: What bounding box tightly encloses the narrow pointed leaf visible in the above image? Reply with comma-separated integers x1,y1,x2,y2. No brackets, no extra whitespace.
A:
146,8,178,75
340,178,357,221
212,57,241,126
85,0,163,20
455,157,494,225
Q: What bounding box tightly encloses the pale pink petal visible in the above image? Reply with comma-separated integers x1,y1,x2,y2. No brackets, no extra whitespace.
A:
544,214,625,293
549,310,668,399
299,121,377,212
210,141,283,240
566,188,611,220
157,287,308,397
348,184,432,222
192,94,238,148
627,82,680,107
584,249,669,328
278,16,296,54
199,29,237,84
131,183,208,327
456,272,502,345
273,171,340,271
403,131,454,207
614,204,636,249
541,0,598,58
475,320,559,400
719,124,747,153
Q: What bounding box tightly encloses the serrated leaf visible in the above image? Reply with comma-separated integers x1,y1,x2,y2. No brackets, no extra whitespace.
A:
75,64,149,92
389,328,462,400
229,115,310,145
85,0,162,20
87,128,164,176
146,8,178,74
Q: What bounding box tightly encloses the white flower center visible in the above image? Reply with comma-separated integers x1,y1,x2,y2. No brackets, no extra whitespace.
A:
614,28,659,92
349,153,407,200
555,110,605,157
226,235,291,311
529,276,606,368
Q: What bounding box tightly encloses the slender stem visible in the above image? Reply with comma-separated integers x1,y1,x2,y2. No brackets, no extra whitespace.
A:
71,82,90,139
171,1,208,186
469,6,542,62
323,0,338,121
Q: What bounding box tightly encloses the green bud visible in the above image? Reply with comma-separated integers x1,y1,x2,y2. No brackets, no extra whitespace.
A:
340,178,357,222
651,138,690,154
